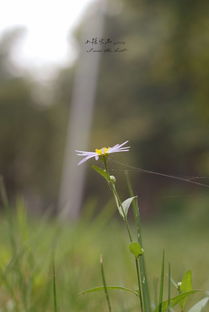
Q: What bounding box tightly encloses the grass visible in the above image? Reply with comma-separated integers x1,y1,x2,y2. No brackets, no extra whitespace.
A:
0,196,209,311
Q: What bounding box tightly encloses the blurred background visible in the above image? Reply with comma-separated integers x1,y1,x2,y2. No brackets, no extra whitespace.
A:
0,0,209,221
0,1,209,310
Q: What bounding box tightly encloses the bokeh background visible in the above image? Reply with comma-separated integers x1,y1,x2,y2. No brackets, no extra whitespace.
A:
0,0,208,219
0,1,209,310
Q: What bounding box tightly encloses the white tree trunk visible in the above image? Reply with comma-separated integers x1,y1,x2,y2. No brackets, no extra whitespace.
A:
59,0,106,219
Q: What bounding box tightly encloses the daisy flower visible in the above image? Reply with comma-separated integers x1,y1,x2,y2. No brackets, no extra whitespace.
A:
76,140,130,165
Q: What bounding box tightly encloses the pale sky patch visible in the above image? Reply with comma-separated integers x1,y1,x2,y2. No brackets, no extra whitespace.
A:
0,0,95,71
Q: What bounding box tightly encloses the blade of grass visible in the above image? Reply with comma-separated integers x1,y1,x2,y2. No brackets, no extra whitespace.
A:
100,255,112,312
135,258,144,312
167,263,171,312
52,257,58,312
153,278,159,309
158,250,165,312
155,290,198,312
80,285,139,296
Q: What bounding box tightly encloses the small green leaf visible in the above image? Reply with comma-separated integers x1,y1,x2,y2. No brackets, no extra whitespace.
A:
129,242,144,257
118,196,137,218
188,297,209,312
179,270,193,309
80,286,138,296
92,165,110,182
154,290,198,312
180,270,193,293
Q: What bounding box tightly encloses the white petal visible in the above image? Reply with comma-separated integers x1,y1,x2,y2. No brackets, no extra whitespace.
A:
109,146,119,152
111,144,120,149
109,147,130,153
75,149,89,153
118,147,130,150
118,140,129,148
109,141,129,153
78,155,95,165
110,149,129,153
75,150,95,155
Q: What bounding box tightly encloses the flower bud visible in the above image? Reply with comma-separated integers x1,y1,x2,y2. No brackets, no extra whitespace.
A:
177,282,182,291
109,175,116,183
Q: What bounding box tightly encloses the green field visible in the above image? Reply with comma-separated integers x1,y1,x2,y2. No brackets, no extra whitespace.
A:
0,197,209,312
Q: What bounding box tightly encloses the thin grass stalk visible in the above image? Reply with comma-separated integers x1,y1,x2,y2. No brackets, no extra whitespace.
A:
111,183,144,311
135,258,144,312
100,255,112,312
158,250,165,312
125,172,151,312
167,263,171,312
52,257,58,312
153,278,159,309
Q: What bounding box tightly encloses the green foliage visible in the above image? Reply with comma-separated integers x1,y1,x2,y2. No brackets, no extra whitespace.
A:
52,258,58,312
100,256,112,312
158,251,165,312
92,165,110,182
118,196,137,219
88,161,201,312
155,291,198,312
80,286,138,296
126,174,152,311
0,201,208,311
167,263,171,312
179,270,193,309
180,270,193,293
129,241,144,258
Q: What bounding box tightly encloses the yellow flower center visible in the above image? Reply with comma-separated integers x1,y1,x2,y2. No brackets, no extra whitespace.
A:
95,147,110,156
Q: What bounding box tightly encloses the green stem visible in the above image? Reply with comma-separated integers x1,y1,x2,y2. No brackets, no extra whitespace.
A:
100,255,112,312
125,171,151,312
136,258,144,312
102,158,144,311
167,263,171,312
103,157,132,241
52,257,58,312
111,183,133,242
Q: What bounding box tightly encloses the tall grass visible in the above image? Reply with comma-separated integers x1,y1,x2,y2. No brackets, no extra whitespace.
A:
0,192,208,310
